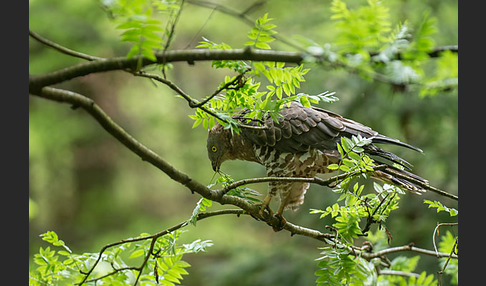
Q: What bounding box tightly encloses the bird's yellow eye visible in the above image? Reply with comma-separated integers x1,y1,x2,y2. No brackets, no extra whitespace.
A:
211,146,217,152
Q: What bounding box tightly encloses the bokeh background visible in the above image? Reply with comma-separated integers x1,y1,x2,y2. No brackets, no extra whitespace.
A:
29,0,458,285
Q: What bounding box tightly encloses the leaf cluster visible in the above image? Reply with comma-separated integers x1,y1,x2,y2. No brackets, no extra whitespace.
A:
315,228,440,286
423,199,458,216
244,13,276,50
315,247,374,285
331,0,392,53
309,0,457,95
311,135,403,249
104,0,180,66
118,16,164,61
29,230,212,285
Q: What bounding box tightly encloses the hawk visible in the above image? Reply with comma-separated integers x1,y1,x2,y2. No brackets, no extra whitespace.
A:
207,101,426,223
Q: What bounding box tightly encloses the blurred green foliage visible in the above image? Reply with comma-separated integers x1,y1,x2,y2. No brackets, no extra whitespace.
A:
29,0,457,285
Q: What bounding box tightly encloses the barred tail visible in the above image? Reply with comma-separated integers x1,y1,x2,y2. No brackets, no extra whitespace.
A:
372,165,428,194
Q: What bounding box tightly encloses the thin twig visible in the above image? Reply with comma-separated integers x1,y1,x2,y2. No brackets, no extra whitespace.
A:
161,0,185,78
438,237,458,277
29,30,103,61
130,70,266,130
378,270,420,278
185,0,319,53
76,209,245,285
218,165,388,196
133,237,158,285
360,243,458,260
194,70,249,108
131,70,197,106
162,0,185,53
432,222,458,257
81,267,140,284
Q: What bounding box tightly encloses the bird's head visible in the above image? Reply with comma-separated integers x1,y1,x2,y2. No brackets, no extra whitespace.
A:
207,124,231,172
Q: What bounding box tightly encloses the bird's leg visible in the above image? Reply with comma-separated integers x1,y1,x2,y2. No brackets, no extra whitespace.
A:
259,192,274,217
271,198,289,232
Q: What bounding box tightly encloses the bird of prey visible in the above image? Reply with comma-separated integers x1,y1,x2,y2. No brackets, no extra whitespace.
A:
207,101,426,224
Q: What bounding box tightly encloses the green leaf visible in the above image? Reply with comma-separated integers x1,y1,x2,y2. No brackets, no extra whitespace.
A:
129,249,145,259
390,255,420,273
164,273,181,283
160,280,175,286
340,137,352,153
141,47,157,61
339,165,350,172
337,142,344,157
175,260,191,268
191,117,203,129
348,151,361,161
327,164,339,170
342,158,355,167
126,45,140,59
255,41,271,49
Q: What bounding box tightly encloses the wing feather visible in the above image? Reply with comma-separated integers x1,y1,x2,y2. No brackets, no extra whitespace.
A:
280,119,293,139
264,119,276,146
239,101,422,163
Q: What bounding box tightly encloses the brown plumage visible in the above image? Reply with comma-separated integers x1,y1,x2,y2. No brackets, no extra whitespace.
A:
207,101,427,223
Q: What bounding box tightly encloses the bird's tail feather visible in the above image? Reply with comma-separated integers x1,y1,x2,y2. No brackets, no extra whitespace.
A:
366,147,414,170
372,164,428,194
372,134,423,153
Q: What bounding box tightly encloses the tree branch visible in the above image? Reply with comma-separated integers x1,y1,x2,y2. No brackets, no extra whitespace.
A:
81,266,140,284
28,48,304,91
75,208,333,285
29,28,458,97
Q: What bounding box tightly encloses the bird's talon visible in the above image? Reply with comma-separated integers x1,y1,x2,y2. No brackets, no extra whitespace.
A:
257,202,274,218
272,214,287,232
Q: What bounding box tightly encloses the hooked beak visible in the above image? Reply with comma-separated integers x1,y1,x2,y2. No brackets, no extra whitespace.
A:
211,161,220,173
